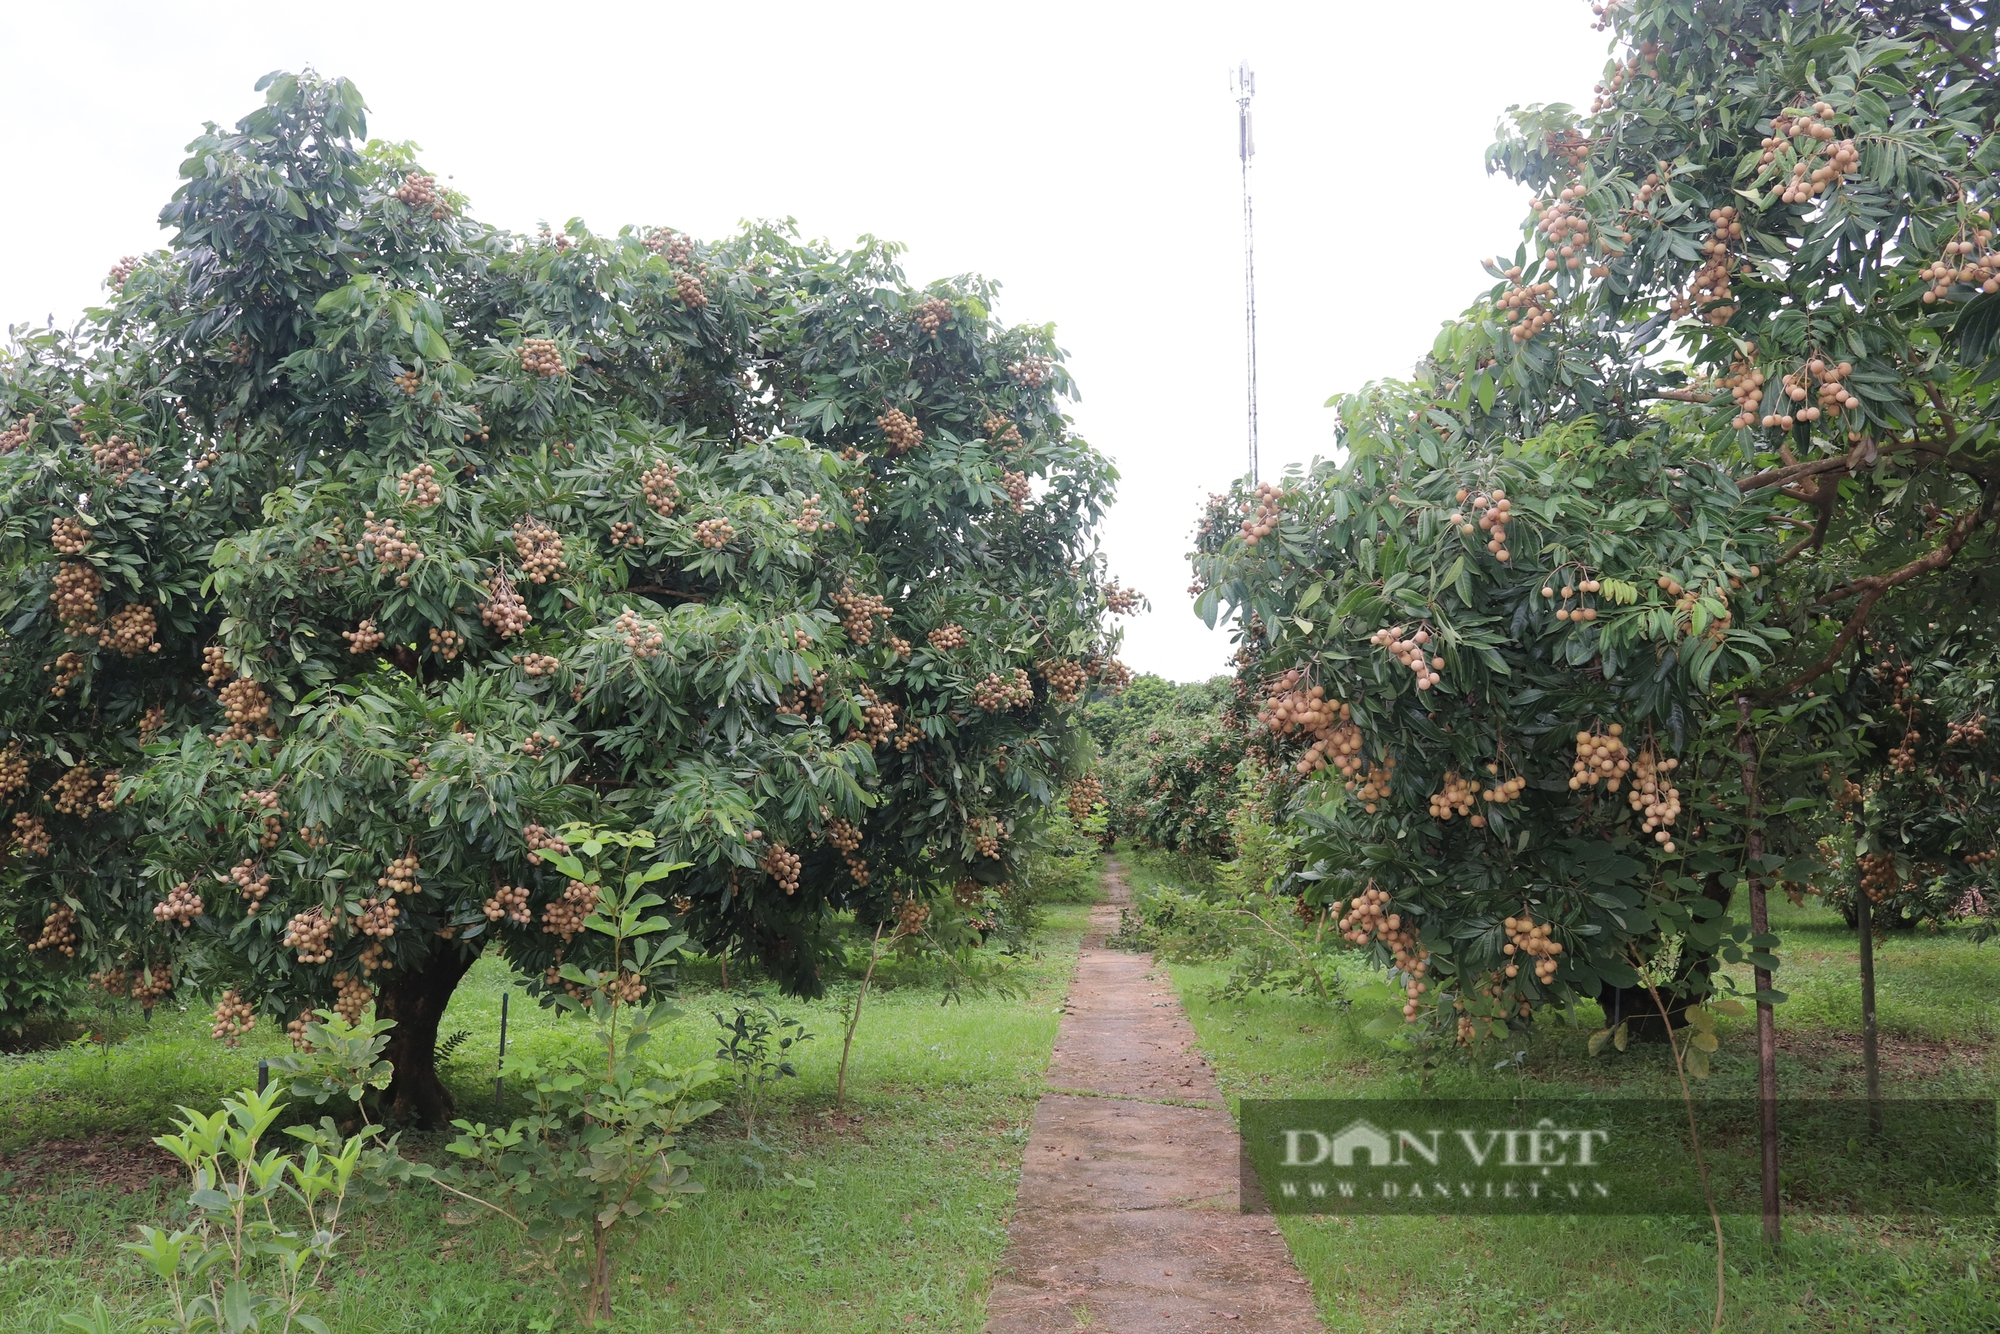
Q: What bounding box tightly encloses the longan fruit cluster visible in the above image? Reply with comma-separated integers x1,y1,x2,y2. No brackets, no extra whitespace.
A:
877,407,924,456
762,843,802,895
826,817,869,884
607,520,640,549
601,971,648,1004
231,859,272,912
376,852,421,897
999,469,1032,514
1963,849,1997,867
1502,913,1563,984
153,881,203,927
1540,576,1601,623
245,788,285,849
973,817,1004,859
483,883,531,924
982,412,1025,447
216,678,276,744
394,171,447,218
1760,104,1858,205
640,461,681,515
675,270,709,309
1670,208,1742,325
52,562,102,633
126,964,175,1009
847,486,872,526
358,514,422,575
1258,673,1363,777
694,516,735,550
1041,659,1088,704
398,461,443,506
513,651,561,677
1627,748,1682,851
1337,886,1430,1018
1531,185,1610,277
895,896,931,936
211,989,256,1045
974,668,1034,712
1103,582,1142,615
540,879,599,942
832,582,893,644
46,651,86,698
1496,270,1557,342
139,704,168,741
286,1009,318,1052
100,604,161,656
1430,771,1478,820
1724,355,1768,428
1066,774,1104,821
203,645,234,687
1352,760,1395,812
1590,40,1659,112
520,338,565,377
49,764,100,817
1478,764,1528,809
644,227,694,263
1570,724,1629,791
613,608,664,658
1920,226,2000,303
480,571,532,638
520,729,559,758
1948,713,1988,747
793,494,831,533
1859,851,1898,903
1762,357,1857,429
0,742,25,801
108,256,140,287
51,517,90,554
1009,356,1053,389
284,907,335,964
28,903,78,956
331,971,372,1024
1450,486,1513,560
344,618,385,654
851,684,901,746
1240,482,1283,544
393,368,422,396
778,671,827,718
928,623,968,651
1370,624,1446,691
0,414,35,452
92,435,145,483
12,812,51,856
524,823,570,865
512,518,567,583
916,297,951,334
1888,728,1919,774
428,627,464,661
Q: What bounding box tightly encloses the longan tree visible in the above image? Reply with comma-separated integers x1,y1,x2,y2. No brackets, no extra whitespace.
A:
1194,0,2000,1030
0,71,1131,1122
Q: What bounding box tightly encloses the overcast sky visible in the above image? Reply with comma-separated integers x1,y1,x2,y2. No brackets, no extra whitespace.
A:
0,1,1606,682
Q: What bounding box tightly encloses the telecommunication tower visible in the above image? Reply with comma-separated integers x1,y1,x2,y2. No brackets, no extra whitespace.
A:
1231,61,1259,483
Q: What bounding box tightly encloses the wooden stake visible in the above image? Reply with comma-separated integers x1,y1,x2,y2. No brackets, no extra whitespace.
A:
1738,695,1781,1248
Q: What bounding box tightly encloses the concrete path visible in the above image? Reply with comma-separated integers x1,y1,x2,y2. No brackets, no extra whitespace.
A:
984,862,1322,1332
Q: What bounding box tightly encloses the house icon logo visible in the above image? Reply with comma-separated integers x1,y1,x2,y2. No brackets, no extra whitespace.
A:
1328,1118,1393,1166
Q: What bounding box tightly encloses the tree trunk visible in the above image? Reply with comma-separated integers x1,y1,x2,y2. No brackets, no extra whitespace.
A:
1738,694,1781,1249
374,943,479,1128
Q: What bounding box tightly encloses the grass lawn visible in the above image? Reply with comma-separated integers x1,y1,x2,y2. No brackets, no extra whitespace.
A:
1118,846,2000,1334
0,894,1094,1333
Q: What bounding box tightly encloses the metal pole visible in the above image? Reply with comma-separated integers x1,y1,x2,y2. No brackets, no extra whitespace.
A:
1233,61,1260,484
257,1059,270,1095
495,990,509,1117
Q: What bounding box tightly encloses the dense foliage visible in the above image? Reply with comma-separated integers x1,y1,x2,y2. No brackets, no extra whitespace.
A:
1088,674,1240,855
0,71,1130,1117
1189,0,1999,1042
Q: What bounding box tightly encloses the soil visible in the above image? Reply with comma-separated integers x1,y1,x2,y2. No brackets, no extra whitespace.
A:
0,1135,179,1196
983,863,1321,1332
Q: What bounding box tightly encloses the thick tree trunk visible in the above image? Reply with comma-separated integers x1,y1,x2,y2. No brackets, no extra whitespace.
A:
374,944,479,1129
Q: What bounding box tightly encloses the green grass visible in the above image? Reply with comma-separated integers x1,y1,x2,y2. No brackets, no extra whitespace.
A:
0,897,1095,1333
1117,845,2000,1334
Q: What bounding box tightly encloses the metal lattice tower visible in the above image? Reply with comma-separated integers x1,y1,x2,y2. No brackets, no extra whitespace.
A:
1232,61,1260,483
